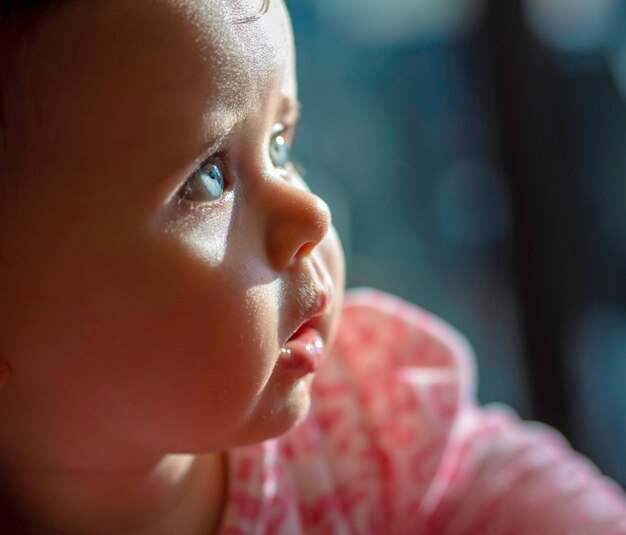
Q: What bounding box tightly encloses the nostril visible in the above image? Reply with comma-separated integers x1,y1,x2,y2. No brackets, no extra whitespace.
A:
295,241,317,260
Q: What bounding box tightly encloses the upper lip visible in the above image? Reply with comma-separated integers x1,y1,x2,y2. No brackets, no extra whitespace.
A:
285,284,331,343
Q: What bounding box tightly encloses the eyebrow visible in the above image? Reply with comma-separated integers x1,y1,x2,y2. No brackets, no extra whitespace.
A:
194,119,238,167
194,97,299,166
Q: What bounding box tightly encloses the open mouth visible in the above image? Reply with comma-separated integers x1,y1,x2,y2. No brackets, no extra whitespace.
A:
288,318,316,342
278,283,331,374
280,317,325,374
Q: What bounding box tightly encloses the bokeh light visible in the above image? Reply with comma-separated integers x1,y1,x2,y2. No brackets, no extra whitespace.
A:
315,0,485,44
609,37,626,103
524,0,621,52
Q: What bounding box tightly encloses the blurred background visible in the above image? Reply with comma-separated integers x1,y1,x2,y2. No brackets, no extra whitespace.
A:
290,0,626,486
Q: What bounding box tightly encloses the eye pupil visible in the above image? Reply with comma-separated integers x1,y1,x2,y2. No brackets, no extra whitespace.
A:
270,133,290,168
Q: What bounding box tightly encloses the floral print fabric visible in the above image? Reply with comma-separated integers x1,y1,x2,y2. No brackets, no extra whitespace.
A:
219,289,626,534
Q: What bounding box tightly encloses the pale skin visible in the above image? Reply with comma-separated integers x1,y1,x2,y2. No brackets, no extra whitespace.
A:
0,0,345,533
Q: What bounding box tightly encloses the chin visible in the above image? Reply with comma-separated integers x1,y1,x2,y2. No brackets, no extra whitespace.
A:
234,376,314,447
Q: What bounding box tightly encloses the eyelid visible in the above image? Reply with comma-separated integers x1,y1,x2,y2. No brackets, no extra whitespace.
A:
196,140,233,172
194,135,233,169
186,120,238,174
273,120,299,143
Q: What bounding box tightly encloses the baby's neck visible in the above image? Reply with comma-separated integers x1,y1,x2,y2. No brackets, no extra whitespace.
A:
0,452,227,535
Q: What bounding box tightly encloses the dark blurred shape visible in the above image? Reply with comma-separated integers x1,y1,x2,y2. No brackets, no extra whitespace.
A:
569,304,626,484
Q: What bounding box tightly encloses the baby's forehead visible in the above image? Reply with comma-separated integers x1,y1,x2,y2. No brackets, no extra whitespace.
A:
165,0,295,111
17,0,296,184
170,0,296,143
85,1,290,105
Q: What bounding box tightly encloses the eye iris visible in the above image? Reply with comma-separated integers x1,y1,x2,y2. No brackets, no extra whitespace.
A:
270,134,290,168
198,163,224,198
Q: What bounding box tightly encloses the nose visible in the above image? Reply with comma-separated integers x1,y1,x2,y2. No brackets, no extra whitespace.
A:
262,177,331,270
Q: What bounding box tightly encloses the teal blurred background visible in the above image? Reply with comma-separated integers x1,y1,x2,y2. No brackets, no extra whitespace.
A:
290,0,626,486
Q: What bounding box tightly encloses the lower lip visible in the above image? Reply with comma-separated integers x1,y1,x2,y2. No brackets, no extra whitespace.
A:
279,326,325,374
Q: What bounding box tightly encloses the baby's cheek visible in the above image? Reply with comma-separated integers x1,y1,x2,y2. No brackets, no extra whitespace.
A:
324,226,345,290
161,206,232,268
319,225,345,342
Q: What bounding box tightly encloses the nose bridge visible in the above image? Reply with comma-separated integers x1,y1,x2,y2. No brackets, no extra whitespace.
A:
260,174,331,270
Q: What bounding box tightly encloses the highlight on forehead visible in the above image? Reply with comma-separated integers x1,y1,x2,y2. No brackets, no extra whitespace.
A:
236,0,271,24
0,0,278,176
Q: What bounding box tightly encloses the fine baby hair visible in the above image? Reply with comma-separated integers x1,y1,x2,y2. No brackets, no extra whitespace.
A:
0,1,625,534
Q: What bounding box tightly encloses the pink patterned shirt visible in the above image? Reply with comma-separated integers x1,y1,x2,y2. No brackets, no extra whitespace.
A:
219,289,626,534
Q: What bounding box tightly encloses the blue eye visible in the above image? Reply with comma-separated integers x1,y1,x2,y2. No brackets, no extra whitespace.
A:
198,162,224,198
179,160,225,202
270,132,290,168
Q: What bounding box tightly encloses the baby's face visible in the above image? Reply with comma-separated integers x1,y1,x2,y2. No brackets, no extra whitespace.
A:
0,0,344,464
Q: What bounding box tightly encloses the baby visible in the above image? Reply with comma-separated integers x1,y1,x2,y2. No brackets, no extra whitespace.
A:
0,0,624,533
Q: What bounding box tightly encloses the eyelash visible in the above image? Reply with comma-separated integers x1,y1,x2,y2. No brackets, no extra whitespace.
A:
176,126,303,204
